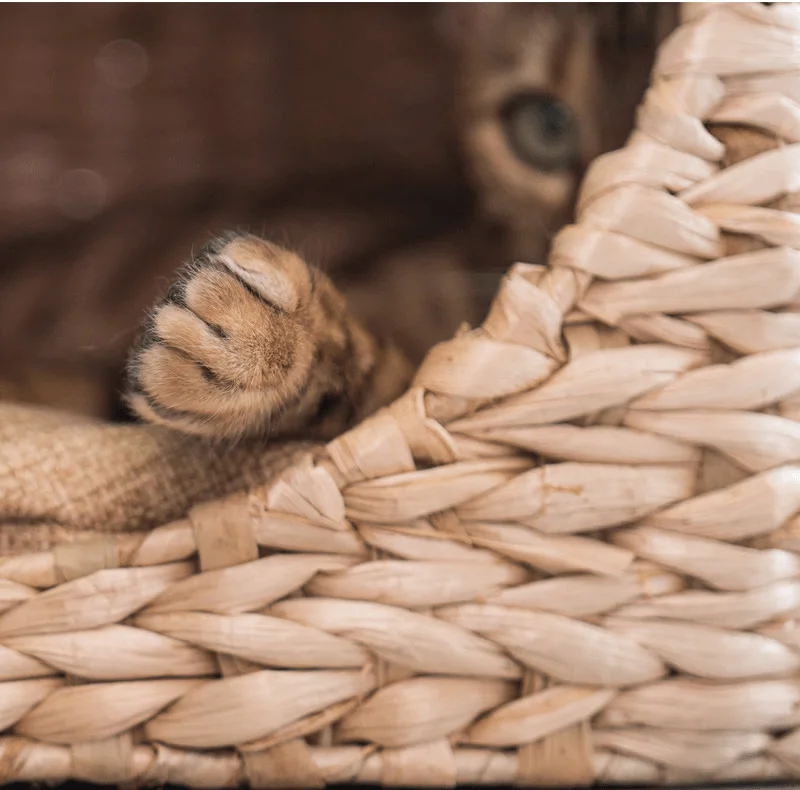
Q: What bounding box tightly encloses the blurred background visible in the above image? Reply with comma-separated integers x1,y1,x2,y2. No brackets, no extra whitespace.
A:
0,4,674,422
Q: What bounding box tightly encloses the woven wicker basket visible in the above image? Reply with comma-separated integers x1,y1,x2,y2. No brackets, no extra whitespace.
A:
3,3,800,787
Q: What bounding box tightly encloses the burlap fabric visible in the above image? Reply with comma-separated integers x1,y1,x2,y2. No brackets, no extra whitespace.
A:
0,403,313,554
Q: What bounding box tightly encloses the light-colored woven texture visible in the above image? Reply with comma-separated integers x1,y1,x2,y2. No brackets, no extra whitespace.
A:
4,3,800,786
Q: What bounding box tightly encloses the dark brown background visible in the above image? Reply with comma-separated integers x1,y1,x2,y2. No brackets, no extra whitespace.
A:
0,4,472,416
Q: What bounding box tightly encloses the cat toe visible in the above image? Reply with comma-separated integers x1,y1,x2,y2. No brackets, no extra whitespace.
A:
209,233,312,313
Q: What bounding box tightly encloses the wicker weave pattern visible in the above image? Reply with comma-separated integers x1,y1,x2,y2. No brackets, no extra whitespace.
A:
3,3,800,786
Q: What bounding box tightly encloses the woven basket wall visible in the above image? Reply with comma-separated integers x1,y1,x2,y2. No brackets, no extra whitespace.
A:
3,3,800,787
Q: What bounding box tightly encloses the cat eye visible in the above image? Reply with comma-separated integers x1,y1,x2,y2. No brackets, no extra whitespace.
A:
500,93,580,173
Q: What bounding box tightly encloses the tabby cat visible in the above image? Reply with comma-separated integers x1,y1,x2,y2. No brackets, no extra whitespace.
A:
125,4,675,441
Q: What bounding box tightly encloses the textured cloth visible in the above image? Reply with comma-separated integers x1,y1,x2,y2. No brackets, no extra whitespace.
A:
0,402,315,552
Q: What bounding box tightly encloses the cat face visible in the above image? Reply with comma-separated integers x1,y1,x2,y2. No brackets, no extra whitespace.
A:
443,3,677,263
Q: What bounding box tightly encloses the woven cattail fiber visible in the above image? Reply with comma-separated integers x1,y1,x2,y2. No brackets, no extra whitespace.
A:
3,3,800,787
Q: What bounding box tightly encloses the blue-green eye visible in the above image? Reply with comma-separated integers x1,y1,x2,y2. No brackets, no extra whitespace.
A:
501,93,580,172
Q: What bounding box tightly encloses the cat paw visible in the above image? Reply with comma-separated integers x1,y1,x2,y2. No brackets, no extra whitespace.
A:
125,232,412,440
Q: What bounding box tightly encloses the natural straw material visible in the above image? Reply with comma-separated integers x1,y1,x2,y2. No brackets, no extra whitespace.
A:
4,2,800,787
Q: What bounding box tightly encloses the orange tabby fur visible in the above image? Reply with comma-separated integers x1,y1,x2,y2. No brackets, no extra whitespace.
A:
125,232,412,440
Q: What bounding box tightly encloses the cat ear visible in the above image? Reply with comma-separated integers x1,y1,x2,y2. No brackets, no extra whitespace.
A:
435,2,507,53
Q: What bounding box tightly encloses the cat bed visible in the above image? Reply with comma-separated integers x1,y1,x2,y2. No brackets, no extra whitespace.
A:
2,3,800,786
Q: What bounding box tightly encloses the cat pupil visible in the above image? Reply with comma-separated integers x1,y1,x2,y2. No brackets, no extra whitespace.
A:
542,104,567,138
501,93,579,173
